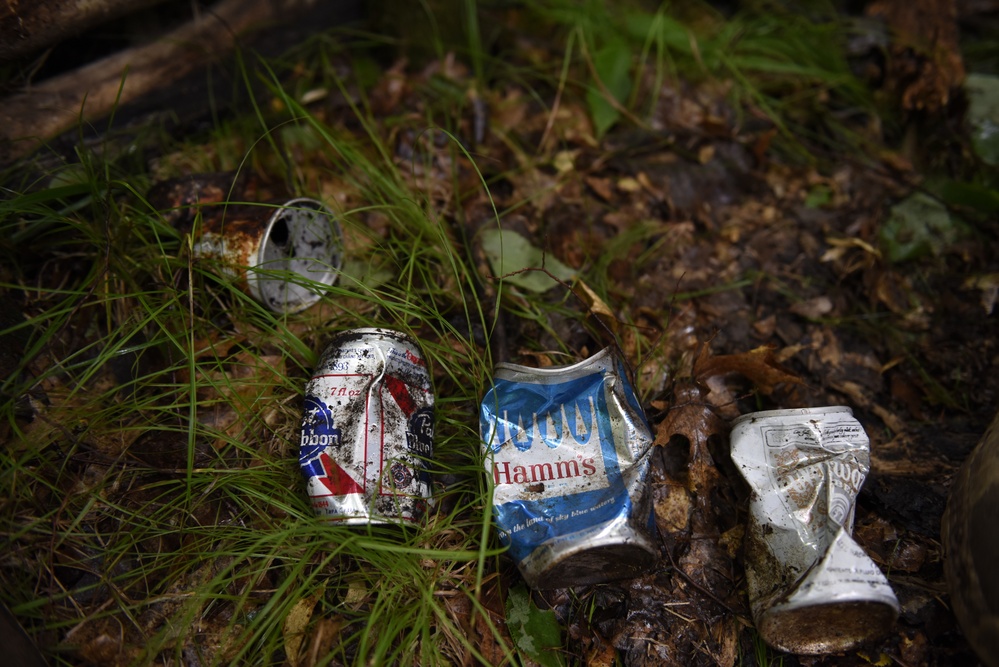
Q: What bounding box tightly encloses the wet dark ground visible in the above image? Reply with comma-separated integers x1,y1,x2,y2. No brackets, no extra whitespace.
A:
4,2,999,664
473,115,998,664
98,81,999,667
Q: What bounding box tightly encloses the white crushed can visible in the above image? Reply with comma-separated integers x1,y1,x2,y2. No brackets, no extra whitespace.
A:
730,406,900,654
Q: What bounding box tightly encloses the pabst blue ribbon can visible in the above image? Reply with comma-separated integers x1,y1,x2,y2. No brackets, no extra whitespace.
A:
479,347,658,588
299,328,434,524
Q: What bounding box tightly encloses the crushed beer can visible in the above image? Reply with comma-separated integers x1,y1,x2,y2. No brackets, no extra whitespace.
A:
299,328,434,524
730,406,900,654
479,347,658,589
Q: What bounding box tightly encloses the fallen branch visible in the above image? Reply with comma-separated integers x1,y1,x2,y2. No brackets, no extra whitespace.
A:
0,0,315,164
0,0,167,60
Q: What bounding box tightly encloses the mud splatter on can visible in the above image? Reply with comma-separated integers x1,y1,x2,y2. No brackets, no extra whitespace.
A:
479,347,658,589
730,406,899,654
300,328,434,524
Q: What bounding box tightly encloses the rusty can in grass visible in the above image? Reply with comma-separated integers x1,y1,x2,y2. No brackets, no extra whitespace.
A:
299,328,434,524
479,347,658,589
191,198,343,313
148,174,343,312
730,407,900,654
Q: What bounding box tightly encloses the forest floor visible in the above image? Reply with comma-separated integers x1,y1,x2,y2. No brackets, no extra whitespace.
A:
2,1,998,665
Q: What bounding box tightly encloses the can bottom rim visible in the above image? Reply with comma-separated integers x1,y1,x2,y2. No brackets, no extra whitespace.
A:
758,599,899,654
527,537,659,589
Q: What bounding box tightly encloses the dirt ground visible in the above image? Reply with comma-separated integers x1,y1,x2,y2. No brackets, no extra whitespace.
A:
406,55,999,665
4,2,999,665
475,109,997,666
344,38,998,660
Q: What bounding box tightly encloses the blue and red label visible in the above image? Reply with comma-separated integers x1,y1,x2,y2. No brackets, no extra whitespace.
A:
300,394,364,496
300,370,434,520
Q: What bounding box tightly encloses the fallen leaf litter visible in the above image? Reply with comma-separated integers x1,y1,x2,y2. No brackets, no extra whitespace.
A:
4,11,997,664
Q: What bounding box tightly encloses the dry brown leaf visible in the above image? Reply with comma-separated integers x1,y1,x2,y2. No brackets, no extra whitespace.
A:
492,88,529,132
614,381,740,666
789,295,834,320
616,176,642,193
751,314,776,339
653,383,725,524
887,539,928,573
821,235,881,261
814,326,843,367
718,524,744,560
284,592,321,667
448,576,512,667
572,279,619,339
829,379,907,434
585,639,618,667
693,344,802,395
654,484,693,532
873,270,916,315
369,58,410,115
584,175,614,201
655,383,727,447
962,272,999,315
301,616,345,667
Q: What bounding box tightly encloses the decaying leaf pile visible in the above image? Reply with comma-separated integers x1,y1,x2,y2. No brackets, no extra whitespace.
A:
2,1,999,666
381,54,991,667
335,29,995,667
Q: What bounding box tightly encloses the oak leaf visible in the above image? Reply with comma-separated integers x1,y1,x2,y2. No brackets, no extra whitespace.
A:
693,344,802,395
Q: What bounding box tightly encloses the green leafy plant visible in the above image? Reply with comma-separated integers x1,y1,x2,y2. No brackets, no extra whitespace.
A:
505,584,565,667
587,34,635,138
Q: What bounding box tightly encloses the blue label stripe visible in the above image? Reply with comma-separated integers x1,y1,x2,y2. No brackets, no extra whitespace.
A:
481,369,630,562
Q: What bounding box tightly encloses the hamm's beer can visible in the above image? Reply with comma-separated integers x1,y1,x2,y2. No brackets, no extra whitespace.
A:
299,328,434,524
479,347,658,588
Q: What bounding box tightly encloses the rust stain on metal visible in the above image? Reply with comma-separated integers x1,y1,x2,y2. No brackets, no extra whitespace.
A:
147,172,244,229
151,179,344,312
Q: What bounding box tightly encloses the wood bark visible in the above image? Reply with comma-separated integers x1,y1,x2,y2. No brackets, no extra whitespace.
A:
0,0,317,164
0,0,170,60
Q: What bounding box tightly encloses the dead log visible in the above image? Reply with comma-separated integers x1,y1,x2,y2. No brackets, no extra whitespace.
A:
0,0,319,164
0,0,168,61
